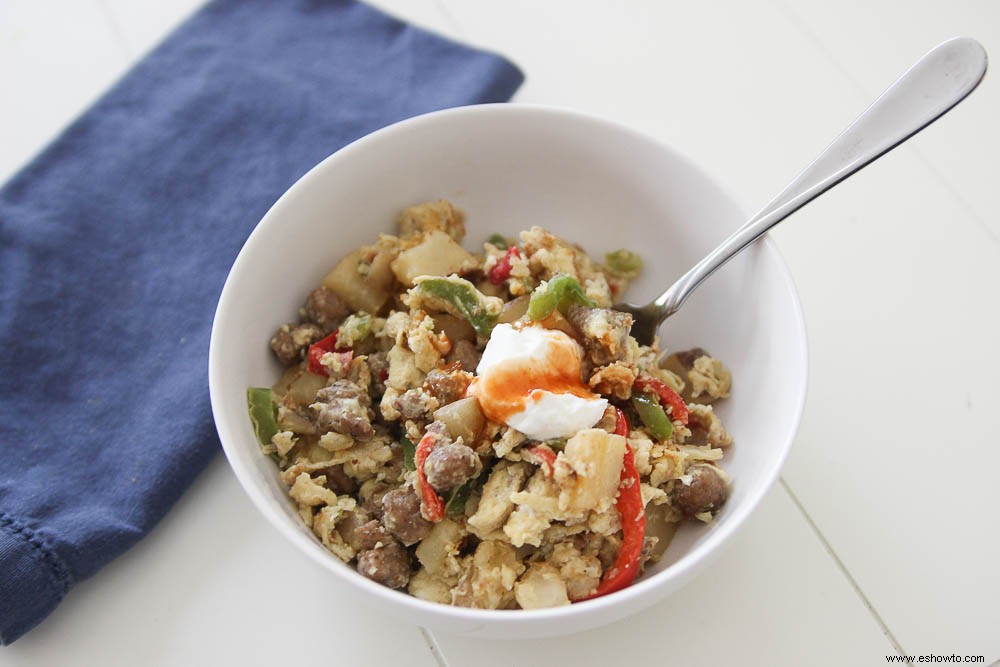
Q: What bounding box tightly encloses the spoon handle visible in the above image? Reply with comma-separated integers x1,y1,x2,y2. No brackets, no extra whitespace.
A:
653,37,987,318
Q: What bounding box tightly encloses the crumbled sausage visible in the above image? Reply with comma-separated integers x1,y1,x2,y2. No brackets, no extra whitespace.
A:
423,363,472,405
312,380,374,439
445,339,481,373
354,519,394,551
392,388,439,420
316,464,357,495
337,508,372,552
670,347,709,370
303,286,349,331
672,464,729,517
270,322,324,366
661,348,732,403
382,440,405,479
424,419,451,440
588,361,637,400
566,305,633,365
597,534,621,571
424,443,482,492
357,541,411,589
686,404,733,447
276,401,318,435
381,487,432,546
358,479,394,517
640,535,660,568
368,350,389,393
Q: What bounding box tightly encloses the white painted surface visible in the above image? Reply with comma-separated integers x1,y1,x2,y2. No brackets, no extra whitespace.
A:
2,1,998,665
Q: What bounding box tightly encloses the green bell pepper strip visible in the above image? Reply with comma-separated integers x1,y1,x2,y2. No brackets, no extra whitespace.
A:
445,480,473,516
337,312,372,346
409,276,501,338
631,392,673,440
486,233,511,249
604,249,643,277
247,387,279,448
634,376,689,425
400,436,416,471
526,274,596,321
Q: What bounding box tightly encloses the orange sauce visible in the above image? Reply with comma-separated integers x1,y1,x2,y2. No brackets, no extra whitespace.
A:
470,331,598,424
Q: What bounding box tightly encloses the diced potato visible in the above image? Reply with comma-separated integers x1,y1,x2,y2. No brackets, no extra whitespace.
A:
434,396,486,445
452,540,524,609
271,365,297,402
514,564,570,609
475,278,506,299
468,461,530,536
415,519,465,579
390,231,475,286
273,365,324,405
397,200,466,242
433,314,476,343
277,406,316,435
555,429,626,514
537,310,577,338
497,295,529,324
287,374,327,407
278,405,316,436
643,502,679,560
408,567,453,604
368,239,398,293
322,245,397,314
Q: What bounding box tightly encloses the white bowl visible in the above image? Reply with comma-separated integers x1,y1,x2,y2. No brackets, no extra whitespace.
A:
209,104,807,638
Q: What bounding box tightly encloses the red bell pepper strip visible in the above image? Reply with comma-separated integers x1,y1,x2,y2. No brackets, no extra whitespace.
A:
633,376,689,425
526,444,558,476
585,408,646,600
488,246,520,284
415,431,445,522
307,331,340,376
613,406,630,438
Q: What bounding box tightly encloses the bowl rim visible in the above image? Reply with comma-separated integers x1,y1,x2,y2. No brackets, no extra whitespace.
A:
208,102,808,627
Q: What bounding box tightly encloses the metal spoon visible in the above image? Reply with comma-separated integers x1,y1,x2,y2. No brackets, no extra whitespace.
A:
617,37,988,346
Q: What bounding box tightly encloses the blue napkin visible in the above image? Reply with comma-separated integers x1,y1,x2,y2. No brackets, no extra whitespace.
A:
0,0,522,644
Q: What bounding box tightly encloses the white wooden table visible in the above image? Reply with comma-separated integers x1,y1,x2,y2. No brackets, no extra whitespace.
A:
2,2,997,665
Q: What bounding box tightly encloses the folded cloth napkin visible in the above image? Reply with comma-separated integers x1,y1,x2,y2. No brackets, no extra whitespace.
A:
0,0,522,644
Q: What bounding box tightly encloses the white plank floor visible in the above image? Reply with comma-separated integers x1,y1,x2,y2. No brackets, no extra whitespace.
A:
2,2,997,665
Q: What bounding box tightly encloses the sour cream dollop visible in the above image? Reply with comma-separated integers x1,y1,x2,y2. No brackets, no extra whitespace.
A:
469,323,607,440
